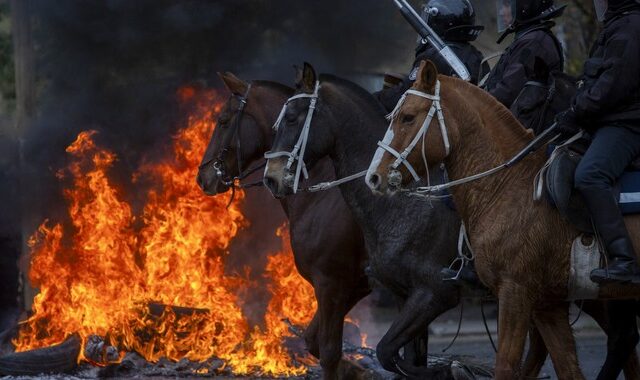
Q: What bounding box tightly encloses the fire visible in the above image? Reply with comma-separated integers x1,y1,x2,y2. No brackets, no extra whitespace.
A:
14,87,317,375
231,226,317,375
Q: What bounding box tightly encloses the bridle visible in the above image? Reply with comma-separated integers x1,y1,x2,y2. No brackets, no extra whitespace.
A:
264,81,320,193
199,84,266,191
376,80,450,188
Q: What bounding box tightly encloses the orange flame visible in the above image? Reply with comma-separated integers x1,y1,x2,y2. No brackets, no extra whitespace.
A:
14,88,316,375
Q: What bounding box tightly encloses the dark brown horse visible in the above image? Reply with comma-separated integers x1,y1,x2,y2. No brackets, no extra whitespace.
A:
197,73,370,380
366,60,640,379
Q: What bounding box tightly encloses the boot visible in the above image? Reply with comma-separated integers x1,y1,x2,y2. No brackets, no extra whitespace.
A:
591,238,640,283
582,188,640,284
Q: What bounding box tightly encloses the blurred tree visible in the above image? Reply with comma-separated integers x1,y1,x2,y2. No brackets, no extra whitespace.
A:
0,0,14,105
563,0,599,75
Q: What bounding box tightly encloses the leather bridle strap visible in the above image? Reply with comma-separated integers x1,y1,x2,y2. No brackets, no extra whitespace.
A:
201,83,252,186
377,81,449,182
264,81,320,193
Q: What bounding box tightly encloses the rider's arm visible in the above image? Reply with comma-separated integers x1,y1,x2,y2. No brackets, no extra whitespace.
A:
573,20,640,119
488,39,548,109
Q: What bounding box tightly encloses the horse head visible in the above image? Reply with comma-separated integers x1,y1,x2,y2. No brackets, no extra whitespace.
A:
366,60,461,194
197,72,292,195
264,62,334,198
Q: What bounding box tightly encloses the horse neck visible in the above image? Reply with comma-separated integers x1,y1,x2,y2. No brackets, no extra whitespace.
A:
323,84,388,178
442,83,546,229
252,86,289,155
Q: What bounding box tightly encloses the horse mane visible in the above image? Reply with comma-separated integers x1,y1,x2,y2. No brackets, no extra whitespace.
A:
253,80,294,95
319,74,388,118
443,76,533,149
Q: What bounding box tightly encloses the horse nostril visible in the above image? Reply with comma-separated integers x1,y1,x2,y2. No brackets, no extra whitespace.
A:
368,173,381,190
263,176,278,192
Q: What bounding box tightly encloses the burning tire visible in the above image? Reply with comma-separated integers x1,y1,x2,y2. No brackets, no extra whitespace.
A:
0,334,81,376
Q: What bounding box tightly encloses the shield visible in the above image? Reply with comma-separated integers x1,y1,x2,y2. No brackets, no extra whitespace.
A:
497,0,515,32
593,0,607,21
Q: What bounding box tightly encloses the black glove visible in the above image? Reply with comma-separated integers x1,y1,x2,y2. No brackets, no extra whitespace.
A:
555,108,582,137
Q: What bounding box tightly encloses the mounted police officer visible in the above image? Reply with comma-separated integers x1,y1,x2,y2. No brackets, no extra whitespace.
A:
484,0,566,109
376,0,488,112
556,0,640,284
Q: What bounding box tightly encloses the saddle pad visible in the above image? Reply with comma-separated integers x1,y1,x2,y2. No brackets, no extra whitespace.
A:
619,170,640,214
567,235,601,301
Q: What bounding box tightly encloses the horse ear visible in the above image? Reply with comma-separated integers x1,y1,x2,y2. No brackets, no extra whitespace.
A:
295,62,317,93
217,72,249,96
415,60,438,93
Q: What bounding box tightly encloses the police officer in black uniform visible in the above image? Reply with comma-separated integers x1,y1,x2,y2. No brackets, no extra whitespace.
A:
557,0,640,284
376,0,488,112
484,0,566,109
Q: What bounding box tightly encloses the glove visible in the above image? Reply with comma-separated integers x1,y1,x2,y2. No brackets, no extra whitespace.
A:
555,108,582,137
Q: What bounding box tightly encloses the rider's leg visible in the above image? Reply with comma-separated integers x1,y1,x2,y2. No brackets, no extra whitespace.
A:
574,125,640,283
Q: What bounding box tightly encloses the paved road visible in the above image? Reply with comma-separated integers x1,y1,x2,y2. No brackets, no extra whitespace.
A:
350,297,616,379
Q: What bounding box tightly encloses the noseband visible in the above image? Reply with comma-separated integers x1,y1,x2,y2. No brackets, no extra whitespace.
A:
376,80,449,186
264,81,320,193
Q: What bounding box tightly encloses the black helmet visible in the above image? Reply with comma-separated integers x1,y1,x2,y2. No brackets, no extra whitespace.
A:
594,0,640,21
496,0,566,42
421,0,484,42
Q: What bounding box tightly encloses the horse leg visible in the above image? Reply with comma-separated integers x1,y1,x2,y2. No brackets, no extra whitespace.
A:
315,278,369,380
304,312,320,358
589,300,640,380
376,287,458,379
495,282,532,380
402,328,428,367
522,325,548,378
532,303,584,380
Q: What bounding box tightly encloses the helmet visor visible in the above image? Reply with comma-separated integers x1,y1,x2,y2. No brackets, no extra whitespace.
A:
496,0,515,32
593,0,607,21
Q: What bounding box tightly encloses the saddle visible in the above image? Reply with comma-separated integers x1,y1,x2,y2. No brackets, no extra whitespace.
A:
542,140,640,233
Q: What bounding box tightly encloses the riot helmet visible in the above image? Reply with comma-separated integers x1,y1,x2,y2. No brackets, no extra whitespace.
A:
594,0,640,21
593,0,608,21
421,0,484,42
496,0,566,32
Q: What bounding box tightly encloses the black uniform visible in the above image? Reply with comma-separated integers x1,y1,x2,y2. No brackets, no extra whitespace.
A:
571,3,640,283
484,22,564,109
376,41,488,112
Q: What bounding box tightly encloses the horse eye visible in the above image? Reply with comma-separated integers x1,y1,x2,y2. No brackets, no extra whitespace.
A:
401,114,415,124
285,112,298,123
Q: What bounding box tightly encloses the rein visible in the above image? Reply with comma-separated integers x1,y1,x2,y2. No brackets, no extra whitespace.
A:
410,123,560,197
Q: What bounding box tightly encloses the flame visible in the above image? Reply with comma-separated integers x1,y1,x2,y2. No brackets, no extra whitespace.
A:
14,88,316,375
231,225,317,375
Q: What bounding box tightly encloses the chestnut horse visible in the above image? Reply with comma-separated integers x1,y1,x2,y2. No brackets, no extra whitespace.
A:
366,60,640,379
197,74,370,379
